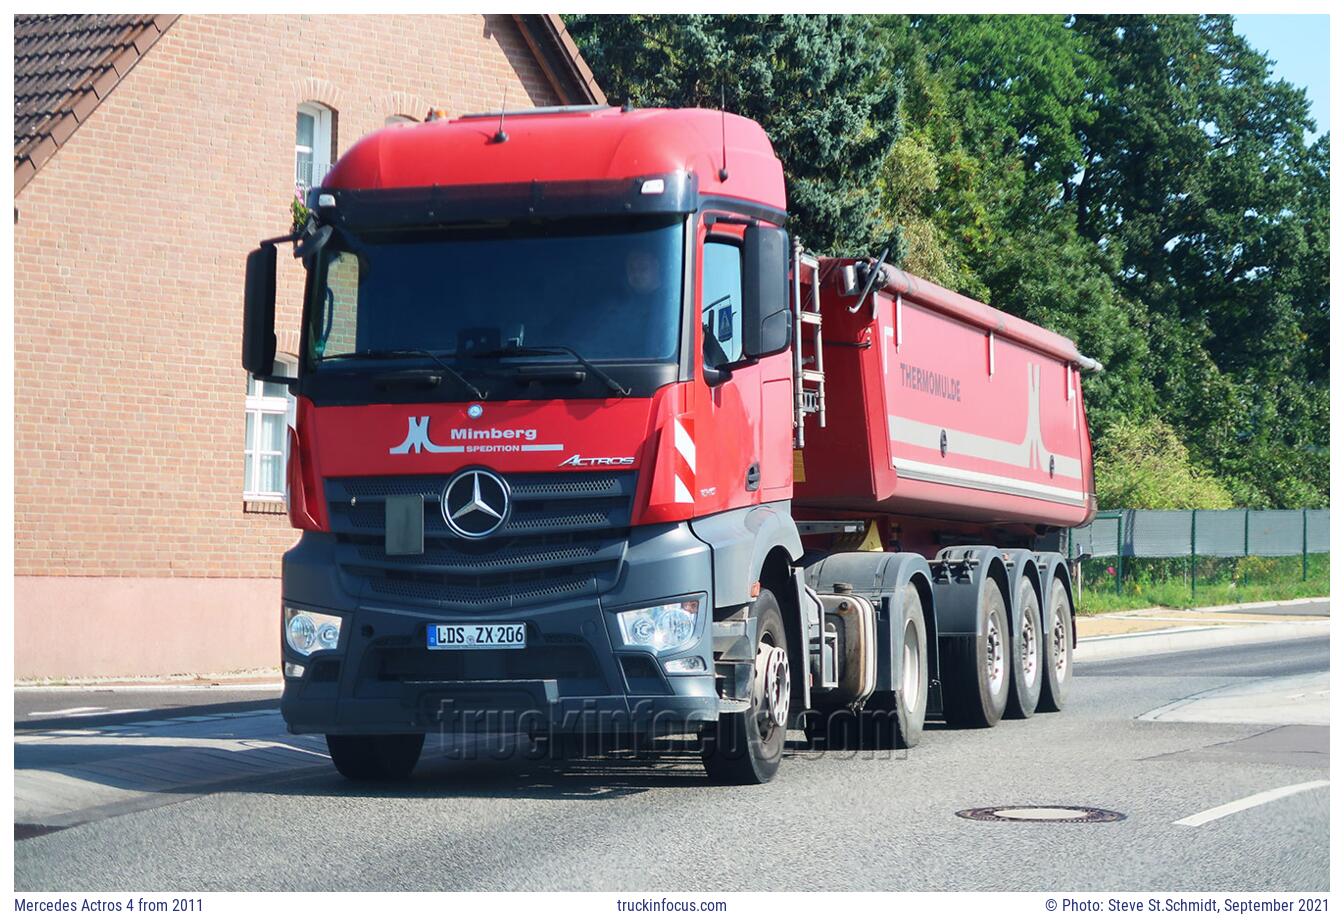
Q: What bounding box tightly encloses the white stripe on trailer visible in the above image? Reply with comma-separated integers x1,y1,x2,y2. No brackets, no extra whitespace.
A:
893,458,1088,506
519,443,564,452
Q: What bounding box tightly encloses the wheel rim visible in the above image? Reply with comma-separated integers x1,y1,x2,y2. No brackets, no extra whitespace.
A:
986,612,1005,697
754,640,790,732
1051,607,1069,682
1021,606,1039,689
901,620,921,712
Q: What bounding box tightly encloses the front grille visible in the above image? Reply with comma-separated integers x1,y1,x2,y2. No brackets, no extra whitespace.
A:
325,471,636,611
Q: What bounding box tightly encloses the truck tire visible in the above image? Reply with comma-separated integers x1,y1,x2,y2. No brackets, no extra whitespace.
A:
1004,579,1043,719
864,583,928,749
940,578,1009,728
701,590,789,784
1037,577,1073,712
326,733,424,781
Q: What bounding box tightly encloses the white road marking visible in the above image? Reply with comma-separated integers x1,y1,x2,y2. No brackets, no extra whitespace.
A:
1174,780,1329,827
27,706,149,718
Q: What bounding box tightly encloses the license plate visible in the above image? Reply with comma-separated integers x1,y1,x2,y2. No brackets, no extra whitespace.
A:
427,623,527,650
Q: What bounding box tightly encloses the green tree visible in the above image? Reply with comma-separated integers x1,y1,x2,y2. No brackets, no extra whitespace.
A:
876,15,1158,437
1093,418,1234,510
882,14,1327,506
566,14,903,256
1067,16,1328,505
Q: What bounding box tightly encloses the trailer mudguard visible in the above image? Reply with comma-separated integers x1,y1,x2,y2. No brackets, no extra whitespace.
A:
689,501,804,610
802,551,938,697
929,545,1011,639
998,548,1044,638
1033,551,1076,646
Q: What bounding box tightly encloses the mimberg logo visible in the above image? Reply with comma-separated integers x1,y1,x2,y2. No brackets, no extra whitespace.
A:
451,427,537,441
390,416,546,455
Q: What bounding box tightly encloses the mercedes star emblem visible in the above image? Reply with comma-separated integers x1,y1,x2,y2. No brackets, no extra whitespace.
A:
441,469,510,539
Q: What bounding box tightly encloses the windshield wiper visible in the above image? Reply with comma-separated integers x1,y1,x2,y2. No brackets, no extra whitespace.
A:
468,344,631,397
320,348,486,400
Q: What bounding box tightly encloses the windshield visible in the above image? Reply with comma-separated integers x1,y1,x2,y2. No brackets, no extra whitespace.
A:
306,216,684,371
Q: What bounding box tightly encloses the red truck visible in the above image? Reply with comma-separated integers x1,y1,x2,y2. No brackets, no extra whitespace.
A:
242,105,1097,784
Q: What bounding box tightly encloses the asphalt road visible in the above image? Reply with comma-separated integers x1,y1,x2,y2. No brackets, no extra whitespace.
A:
15,625,1329,892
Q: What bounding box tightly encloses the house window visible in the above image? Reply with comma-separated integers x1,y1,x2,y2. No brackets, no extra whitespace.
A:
385,114,416,126
244,356,296,501
295,103,333,191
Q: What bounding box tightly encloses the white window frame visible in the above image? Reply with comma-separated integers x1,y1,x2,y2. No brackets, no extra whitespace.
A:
244,355,297,502
296,102,333,192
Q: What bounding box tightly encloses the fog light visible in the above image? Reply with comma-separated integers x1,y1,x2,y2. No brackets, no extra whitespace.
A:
617,595,704,655
284,662,305,679
664,655,707,674
284,607,342,656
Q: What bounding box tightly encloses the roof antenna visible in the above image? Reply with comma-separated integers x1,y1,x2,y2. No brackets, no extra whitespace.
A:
492,86,509,144
718,83,729,182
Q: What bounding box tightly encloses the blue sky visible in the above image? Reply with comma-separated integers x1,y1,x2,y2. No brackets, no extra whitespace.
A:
1233,14,1330,137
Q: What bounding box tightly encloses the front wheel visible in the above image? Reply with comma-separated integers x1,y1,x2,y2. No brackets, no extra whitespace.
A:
701,590,789,784
1037,578,1073,712
326,733,424,781
864,583,929,749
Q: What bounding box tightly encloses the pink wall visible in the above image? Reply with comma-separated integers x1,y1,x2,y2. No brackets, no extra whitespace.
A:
15,577,280,680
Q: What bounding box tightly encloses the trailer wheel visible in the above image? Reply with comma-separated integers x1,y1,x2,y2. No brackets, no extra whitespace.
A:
864,583,929,748
701,590,788,784
940,578,1010,728
1037,578,1073,712
1004,579,1043,719
326,733,424,781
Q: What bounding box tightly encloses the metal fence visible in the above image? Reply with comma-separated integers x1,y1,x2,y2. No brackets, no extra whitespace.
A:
1069,509,1329,596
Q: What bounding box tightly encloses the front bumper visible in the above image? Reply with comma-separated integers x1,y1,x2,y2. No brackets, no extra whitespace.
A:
280,522,721,736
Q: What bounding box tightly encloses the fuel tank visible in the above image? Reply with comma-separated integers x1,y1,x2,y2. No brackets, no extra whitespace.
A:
793,260,1097,529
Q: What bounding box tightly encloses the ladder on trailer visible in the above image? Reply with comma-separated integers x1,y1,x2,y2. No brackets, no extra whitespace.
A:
792,240,826,448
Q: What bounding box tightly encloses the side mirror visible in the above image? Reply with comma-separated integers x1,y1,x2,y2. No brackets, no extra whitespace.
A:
741,225,792,359
242,244,278,377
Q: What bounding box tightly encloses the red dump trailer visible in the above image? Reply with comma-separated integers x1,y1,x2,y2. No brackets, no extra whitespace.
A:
241,105,1099,785
794,258,1097,534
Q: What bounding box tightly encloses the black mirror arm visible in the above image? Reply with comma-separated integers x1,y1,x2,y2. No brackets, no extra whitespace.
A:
259,230,304,247
703,365,733,386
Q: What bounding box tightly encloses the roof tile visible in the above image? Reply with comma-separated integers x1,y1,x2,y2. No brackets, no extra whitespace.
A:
14,14,177,190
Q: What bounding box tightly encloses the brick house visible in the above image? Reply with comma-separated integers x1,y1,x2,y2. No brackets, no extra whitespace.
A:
14,14,604,679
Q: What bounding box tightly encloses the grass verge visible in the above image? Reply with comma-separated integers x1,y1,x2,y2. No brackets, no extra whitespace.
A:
1076,553,1328,615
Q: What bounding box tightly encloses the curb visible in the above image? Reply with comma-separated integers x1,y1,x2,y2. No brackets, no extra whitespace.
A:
1075,619,1328,663
1193,596,1329,613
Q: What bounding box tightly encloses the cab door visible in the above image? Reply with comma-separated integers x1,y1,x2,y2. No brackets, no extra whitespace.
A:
690,220,762,514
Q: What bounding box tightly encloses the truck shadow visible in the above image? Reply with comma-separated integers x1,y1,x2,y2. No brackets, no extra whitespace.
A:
17,729,919,825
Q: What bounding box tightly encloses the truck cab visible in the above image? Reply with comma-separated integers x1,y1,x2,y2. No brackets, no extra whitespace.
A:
244,106,806,782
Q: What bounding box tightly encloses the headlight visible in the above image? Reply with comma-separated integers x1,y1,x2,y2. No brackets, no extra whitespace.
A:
284,606,342,656
616,595,704,654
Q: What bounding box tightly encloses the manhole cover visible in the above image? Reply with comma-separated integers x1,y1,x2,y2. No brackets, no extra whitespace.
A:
956,806,1126,824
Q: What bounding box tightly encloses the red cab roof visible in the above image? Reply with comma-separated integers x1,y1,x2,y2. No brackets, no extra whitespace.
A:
323,106,786,214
